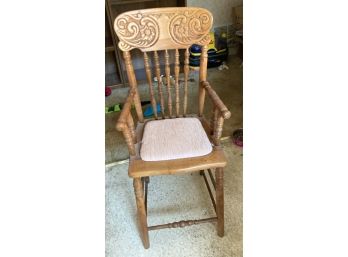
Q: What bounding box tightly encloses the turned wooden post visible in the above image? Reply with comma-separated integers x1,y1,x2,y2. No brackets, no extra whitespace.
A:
123,51,144,122
215,168,224,237
210,106,218,135
127,114,136,144
153,51,165,118
133,178,150,249
164,49,173,118
183,48,190,116
121,126,136,156
115,91,136,155
174,49,180,117
143,52,158,119
198,45,208,116
214,114,225,146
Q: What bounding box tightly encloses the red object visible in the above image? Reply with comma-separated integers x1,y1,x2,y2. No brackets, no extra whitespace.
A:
232,129,243,147
105,86,112,97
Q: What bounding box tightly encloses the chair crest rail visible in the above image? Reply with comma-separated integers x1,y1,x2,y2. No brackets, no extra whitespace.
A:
114,7,213,52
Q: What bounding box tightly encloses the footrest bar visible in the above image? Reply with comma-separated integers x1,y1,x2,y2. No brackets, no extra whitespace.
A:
148,217,217,231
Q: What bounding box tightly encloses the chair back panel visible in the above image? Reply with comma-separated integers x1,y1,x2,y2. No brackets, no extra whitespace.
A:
114,7,213,52
139,49,191,118
114,7,212,119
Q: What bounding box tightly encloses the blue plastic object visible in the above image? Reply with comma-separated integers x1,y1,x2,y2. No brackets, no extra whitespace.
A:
144,103,161,117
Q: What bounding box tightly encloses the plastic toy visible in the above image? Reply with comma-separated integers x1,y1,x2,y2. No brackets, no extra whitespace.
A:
105,86,112,97
105,101,152,114
189,32,228,68
144,103,161,117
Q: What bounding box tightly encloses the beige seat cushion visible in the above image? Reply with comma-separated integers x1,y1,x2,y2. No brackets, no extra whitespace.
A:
140,117,213,162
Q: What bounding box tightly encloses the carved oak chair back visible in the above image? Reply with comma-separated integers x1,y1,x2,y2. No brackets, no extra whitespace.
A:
114,7,213,123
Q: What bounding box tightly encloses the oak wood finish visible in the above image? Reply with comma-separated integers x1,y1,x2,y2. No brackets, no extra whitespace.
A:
202,81,231,119
208,169,216,190
148,217,217,231
198,45,208,116
114,7,213,52
164,49,173,118
143,52,158,119
127,114,136,144
183,48,189,116
201,170,217,211
113,7,231,249
115,90,137,155
202,81,231,145
215,167,224,237
133,178,150,248
210,106,218,135
106,1,187,88
129,147,227,178
115,90,134,131
174,49,180,117
123,51,144,122
153,51,165,118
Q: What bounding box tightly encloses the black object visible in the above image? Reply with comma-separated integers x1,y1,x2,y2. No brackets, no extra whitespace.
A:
189,47,228,68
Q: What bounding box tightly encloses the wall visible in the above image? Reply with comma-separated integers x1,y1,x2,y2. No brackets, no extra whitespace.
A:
187,0,243,27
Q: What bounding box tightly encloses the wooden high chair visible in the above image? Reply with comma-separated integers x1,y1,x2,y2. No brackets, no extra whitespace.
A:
113,7,231,249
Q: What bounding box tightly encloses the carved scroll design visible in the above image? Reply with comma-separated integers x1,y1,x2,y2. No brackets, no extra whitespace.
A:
169,10,212,45
115,13,160,51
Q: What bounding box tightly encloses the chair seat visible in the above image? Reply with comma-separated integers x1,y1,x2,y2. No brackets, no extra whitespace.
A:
129,147,227,178
140,117,213,161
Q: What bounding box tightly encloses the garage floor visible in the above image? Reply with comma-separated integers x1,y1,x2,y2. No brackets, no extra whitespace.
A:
105,57,242,164
105,140,243,257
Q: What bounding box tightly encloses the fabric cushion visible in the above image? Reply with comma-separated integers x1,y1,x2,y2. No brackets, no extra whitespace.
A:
140,117,213,161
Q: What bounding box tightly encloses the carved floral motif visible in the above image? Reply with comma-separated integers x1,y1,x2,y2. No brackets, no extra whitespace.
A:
169,10,212,45
115,13,159,51
114,8,213,51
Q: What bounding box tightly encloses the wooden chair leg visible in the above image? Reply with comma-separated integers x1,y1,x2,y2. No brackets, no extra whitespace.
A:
215,168,224,237
133,178,150,249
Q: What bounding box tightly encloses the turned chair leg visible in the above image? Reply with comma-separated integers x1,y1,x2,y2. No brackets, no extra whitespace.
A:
215,168,224,237
133,178,150,249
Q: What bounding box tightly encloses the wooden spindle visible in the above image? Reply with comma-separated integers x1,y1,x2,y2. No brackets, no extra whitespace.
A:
198,45,208,116
210,105,218,135
153,51,165,118
214,114,224,146
143,52,158,119
215,167,224,237
122,125,136,155
202,81,231,120
148,217,217,231
164,49,173,118
183,48,189,116
123,51,144,122
174,49,180,117
133,178,150,248
127,114,136,144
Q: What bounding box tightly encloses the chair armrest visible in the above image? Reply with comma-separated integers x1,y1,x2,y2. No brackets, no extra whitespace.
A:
115,90,135,131
115,90,137,155
201,81,231,119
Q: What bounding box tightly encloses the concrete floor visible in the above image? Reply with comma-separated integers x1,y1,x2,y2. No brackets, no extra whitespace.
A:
105,57,243,164
105,140,243,257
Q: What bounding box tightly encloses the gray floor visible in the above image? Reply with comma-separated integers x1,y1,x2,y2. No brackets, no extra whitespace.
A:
105,57,243,164
105,140,243,257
